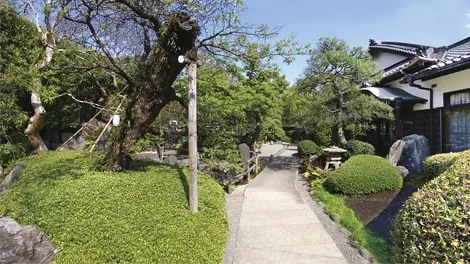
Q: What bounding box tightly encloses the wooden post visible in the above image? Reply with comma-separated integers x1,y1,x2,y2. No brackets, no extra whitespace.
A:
188,61,198,212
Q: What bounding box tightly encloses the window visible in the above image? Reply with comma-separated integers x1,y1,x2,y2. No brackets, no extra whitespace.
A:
449,91,470,106
444,90,470,152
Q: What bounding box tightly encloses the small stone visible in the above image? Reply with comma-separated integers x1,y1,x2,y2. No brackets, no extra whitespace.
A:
396,165,409,178
359,247,373,260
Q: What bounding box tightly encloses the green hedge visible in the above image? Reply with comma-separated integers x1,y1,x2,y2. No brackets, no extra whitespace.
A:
392,150,470,263
345,140,375,158
298,140,319,157
0,151,228,263
324,155,402,196
422,152,460,179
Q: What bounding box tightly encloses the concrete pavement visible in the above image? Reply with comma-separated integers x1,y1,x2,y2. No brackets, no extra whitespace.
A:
227,146,348,264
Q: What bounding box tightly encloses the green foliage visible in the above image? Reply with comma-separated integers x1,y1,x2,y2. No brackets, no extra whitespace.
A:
0,3,43,93
297,140,320,157
422,152,460,179
303,166,329,181
393,150,470,264
345,140,375,158
0,151,228,263
0,93,29,140
295,38,394,145
324,155,402,195
0,143,25,168
310,180,391,263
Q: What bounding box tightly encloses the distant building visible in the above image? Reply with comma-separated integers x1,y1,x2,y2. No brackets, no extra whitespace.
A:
363,37,470,154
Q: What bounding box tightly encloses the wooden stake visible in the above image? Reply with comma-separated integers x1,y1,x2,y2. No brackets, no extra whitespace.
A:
188,61,198,212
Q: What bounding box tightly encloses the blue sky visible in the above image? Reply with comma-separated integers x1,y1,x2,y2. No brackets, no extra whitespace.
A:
242,0,470,83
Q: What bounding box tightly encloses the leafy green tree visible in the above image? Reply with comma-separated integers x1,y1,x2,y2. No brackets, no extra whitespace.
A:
296,38,393,146
38,0,305,171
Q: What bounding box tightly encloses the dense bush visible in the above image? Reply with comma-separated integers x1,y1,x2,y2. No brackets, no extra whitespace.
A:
392,150,470,263
324,155,402,195
0,151,228,263
0,143,25,168
422,152,460,179
345,140,375,158
298,140,319,157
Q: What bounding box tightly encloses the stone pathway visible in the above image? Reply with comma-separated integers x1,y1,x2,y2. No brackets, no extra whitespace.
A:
225,145,348,264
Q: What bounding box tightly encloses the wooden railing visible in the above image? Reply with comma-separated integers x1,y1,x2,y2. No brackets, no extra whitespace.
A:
227,152,259,194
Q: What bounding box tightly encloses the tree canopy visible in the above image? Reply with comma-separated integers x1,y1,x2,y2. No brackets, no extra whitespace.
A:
294,37,394,146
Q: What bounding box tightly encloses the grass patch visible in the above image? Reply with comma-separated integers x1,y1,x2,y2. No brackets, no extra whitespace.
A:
310,180,391,263
0,151,228,263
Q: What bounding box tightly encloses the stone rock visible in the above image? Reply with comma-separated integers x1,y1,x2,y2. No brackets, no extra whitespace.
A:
0,164,25,198
134,151,161,163
396,166,409,178
386,140,405,166
0,217,57,264
163,155,178,165
400,134,430,174
238,143,251,169
0,165,3,177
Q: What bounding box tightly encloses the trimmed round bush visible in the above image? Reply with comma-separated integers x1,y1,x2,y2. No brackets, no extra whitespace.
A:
393,150,470,263
324,155,402,195
345,140,375,158
297,140,319,157
422,152,460,179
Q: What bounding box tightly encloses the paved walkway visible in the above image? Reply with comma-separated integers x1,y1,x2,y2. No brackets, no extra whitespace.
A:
227,146,348,264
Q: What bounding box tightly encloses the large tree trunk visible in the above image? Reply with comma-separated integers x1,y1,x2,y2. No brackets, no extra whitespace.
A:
24,93,48,152
25,11,56,153
101,12,200,171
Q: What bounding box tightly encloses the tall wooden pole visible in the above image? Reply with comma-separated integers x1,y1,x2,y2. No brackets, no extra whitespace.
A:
188,61,198,212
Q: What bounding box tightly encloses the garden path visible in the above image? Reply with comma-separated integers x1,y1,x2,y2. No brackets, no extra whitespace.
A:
227,145,348,264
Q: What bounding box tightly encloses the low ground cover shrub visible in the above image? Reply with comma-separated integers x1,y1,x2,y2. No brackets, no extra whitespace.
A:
324,155,402,196
393,150,470,263
345,140,375,158
303,166,329,181
310,180,391,263
422,152,460,179
0,151,228,263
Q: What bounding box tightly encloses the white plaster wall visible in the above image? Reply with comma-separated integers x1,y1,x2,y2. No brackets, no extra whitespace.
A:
373,53,408,70
386,69,470,110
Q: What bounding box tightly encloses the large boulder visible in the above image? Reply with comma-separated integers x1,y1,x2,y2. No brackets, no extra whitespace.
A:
400,134,430,174
0,217,57,264
386,140,405,166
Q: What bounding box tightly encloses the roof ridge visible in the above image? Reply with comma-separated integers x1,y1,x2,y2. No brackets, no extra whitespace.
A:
447,36,470,49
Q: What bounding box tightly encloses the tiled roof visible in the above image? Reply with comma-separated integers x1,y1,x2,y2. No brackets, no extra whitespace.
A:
423,37,470,72
361,86,427,103
370,37,470,81
368,40,429,56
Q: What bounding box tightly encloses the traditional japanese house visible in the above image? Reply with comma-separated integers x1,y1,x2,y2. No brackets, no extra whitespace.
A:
362,37,470,154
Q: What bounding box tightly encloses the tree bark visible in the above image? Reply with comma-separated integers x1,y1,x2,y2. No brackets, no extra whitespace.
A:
336,96,347,146
24,93,48,152
25,1,57,153
101,12,200,171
